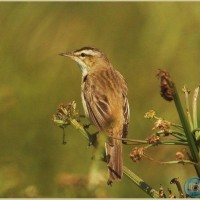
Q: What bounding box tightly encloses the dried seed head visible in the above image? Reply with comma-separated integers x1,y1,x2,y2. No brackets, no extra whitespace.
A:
129,147,144,162
144,110,156,119
152,118,171,131
157,69,174,101
146,134,160,144
52,101,79,128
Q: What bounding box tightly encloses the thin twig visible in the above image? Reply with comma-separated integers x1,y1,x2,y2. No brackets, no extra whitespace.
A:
144,140,188,150
171,122,183,130
110,136,148,144
170,131,187,141
143,154,198,166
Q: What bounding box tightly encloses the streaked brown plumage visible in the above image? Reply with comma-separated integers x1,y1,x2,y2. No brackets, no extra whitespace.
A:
59,47,130,183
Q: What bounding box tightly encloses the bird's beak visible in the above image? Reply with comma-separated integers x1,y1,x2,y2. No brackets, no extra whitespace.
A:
59,52,74,58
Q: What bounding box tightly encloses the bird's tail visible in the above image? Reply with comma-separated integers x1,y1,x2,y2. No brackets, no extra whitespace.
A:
105,137,123,184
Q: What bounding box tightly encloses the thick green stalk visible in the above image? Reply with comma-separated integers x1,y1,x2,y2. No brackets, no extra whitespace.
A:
172,82,200,176
123,166,159,198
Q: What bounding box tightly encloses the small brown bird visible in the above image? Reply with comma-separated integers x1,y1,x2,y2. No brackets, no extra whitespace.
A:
59,47,130,183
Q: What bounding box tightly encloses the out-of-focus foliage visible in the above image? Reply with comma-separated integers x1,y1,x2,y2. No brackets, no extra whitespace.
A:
0,2,200,197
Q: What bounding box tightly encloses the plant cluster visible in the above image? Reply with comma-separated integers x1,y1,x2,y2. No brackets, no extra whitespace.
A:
52,70,200,198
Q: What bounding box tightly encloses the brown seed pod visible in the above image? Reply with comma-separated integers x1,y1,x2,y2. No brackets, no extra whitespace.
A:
157,69,174,101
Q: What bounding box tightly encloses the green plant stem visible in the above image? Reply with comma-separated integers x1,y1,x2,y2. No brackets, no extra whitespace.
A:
143,153,198,166
160,140,188,145
171,122,183,129
156,130,186,141
183,86,194,130
156,129,185,136
159,160,199,166
144,140,188,150
172,82,200,176
193,86,199,129
170,132,187,141
111,136,148,144
112,135,187,146
123,166,159,198
70,118,90,139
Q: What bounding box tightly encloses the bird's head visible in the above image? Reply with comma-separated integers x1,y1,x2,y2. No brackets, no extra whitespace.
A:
59,47,110,76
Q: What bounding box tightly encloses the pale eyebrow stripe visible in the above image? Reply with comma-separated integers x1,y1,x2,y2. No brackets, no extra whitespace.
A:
75,49,99,56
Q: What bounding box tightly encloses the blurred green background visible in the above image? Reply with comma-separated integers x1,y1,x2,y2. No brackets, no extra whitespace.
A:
0,2,200,198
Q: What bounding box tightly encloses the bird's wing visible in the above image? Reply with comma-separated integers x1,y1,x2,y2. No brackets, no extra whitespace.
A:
114,69,130,139
82,76,112,130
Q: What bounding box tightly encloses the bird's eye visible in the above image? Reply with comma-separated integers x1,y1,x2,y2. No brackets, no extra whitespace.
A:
81,53,86,57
